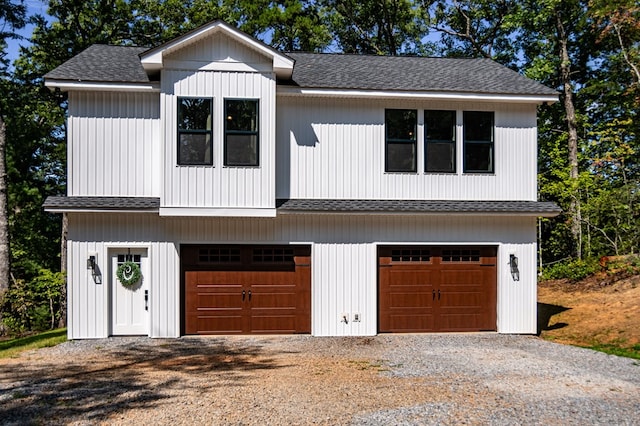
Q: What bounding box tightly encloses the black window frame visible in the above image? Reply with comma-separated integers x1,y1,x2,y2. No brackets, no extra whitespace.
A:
463,111,495,174
177,97,213,166
424,110,457,173
224,98,260,167
385,109,417,173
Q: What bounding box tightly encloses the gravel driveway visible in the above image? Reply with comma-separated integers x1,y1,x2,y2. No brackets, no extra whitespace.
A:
0,334,638,425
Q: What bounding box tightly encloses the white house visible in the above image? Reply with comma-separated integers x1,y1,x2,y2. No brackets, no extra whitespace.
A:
43,21,560,339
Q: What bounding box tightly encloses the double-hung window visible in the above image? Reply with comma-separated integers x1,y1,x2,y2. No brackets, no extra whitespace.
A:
225,99,259,166
425,110,456,173
177,97,213,166
385,109,417,173
463,111,494,173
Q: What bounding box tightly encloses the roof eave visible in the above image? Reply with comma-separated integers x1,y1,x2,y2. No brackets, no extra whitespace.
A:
44,79,160,93
277,86,559,104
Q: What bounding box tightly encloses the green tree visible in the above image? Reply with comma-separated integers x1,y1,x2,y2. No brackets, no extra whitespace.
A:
0,0,26,335
321,0,429,55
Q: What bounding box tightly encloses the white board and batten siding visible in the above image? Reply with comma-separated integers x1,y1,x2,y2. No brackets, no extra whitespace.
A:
276,97,538,201
160,32,277,212
67,213,538,339
67,91,160,197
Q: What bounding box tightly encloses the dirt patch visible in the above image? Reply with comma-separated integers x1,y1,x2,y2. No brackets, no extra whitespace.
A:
538,272,640,347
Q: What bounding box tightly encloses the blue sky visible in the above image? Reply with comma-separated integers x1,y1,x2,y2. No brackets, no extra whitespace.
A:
5,0,49,65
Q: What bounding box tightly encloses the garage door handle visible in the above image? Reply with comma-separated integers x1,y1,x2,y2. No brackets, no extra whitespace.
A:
432,290,435,300
242,290,246,301
438,289,441,300
248,290,252,301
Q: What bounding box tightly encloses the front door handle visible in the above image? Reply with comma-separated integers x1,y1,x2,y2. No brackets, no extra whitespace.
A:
144,290,149,311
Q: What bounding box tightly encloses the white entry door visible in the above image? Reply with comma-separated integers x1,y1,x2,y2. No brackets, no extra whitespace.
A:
111,249,149,335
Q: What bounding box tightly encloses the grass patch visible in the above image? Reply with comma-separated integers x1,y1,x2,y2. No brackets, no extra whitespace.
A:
582,343,640,360
0,329,67,358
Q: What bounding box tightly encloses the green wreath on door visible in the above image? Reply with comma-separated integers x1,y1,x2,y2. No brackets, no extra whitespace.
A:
116,261,142,287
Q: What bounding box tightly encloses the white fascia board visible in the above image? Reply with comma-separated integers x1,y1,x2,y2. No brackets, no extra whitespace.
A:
159,207,277,218
277,86,559,104
276,210,560,218
44,79,160,93
139,21,294,79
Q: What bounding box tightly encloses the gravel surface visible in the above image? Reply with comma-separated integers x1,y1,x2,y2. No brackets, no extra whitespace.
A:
0,334,638,425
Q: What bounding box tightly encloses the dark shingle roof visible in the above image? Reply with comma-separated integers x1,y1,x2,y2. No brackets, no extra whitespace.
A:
44,45,151,83
44,196,561,216
276,199,561,216
45,45,556,97
285,53,557,96
44,196,160,211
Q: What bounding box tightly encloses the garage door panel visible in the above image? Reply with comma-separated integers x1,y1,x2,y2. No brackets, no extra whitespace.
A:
438,313,485,331
250,315,297,334
387,269,435,286
385,314,435,332
388,292,434,309
186,314,244,334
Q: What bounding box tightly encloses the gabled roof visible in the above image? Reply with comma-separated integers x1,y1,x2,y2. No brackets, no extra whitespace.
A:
44,21,556,101
285,53,558,97
139,20,294,78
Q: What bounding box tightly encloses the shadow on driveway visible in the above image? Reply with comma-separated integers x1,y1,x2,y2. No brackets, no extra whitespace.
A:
0,338,285,424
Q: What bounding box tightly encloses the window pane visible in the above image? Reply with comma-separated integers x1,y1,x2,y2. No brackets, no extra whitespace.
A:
225,134,258,166
178,98,211,130
425,110,455,141
387,142,416,172
179,133,211,165
226,100,258,131
386,109,416,140
426,142,455,173
464,111,494,173
464,111,493,141
425,110,456,173
464,142,493,172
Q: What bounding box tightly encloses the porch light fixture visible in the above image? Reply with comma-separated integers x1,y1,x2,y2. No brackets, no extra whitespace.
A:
509,254,520,281
87,254,102,284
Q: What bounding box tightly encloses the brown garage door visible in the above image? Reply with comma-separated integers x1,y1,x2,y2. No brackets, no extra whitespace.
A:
379,246,496,332
183,245,311,335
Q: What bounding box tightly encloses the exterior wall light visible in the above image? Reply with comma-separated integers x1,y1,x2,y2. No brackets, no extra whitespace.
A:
509,254,520,281
87,254,102,284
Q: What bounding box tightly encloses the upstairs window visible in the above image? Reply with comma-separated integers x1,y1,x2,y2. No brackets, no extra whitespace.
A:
385,109,417,173
463,111,494,173
425,110,456,173
225,99,259,166
177,97,213,166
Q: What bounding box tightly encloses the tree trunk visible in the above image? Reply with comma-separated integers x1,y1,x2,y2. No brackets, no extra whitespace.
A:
0,115,10,335
58,212,68,328
556,11,582,259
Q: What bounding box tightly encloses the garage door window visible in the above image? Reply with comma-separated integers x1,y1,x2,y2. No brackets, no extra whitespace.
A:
391,248,431,262
198,247,241,264
253,247,295,264
441,249,481,262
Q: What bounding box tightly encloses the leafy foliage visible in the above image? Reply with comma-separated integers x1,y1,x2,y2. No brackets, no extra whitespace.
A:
540,258,600,281
2,269,64,333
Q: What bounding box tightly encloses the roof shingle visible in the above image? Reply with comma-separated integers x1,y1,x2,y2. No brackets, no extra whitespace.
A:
276,199,561,216
44,45,151,83
44,196,160,211
45,45,557,97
